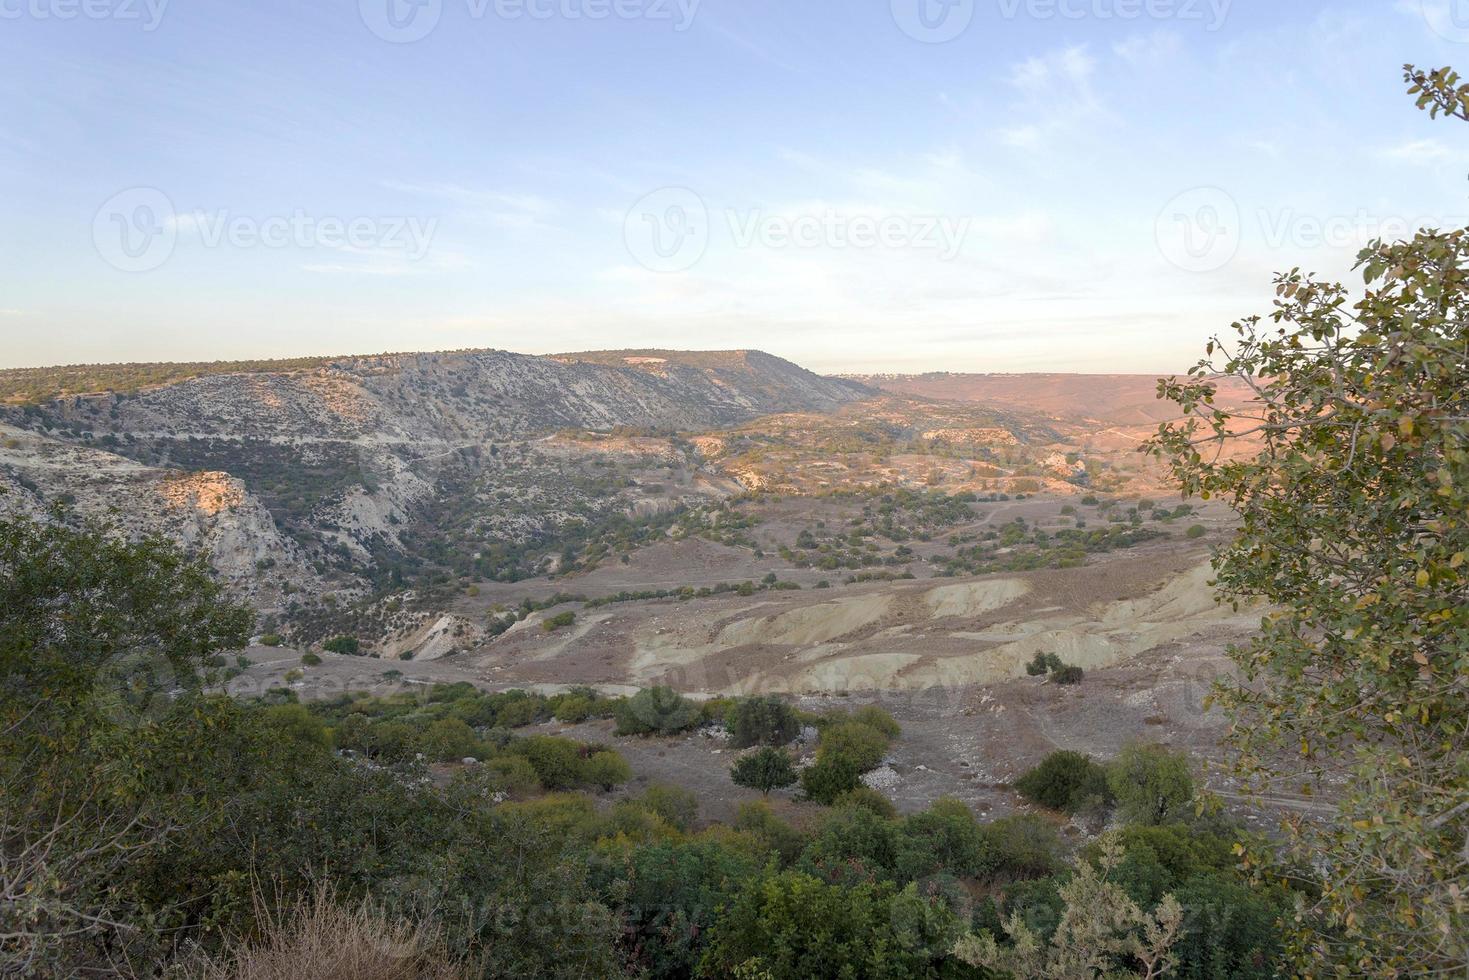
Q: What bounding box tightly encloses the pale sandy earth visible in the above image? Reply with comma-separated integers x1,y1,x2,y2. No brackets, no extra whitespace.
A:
226,499,1320,827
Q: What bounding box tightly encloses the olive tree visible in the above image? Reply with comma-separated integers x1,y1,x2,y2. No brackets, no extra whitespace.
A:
1145,65,1469,975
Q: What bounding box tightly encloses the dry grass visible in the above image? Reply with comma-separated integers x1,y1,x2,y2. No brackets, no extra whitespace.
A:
203,883,467,980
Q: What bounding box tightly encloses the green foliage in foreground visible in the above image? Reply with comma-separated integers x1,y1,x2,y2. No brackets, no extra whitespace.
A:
1143,65,1469,975
0,515,1290,978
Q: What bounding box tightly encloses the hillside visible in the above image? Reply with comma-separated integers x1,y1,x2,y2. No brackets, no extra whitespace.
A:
852,372,1256,425
0,348,872,619
0,351,1202,645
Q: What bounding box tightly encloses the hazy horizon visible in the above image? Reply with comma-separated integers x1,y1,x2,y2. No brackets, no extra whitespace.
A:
0,343,1225,378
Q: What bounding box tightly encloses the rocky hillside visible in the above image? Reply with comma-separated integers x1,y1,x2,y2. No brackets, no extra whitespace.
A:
7,349,870,442
0,349,870,622
0,423,320,609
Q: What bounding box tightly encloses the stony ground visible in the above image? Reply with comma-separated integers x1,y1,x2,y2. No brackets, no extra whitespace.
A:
227,493,1332,832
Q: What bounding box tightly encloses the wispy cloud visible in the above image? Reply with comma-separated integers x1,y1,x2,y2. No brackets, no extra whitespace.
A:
1008,45,1098,92
1113,31,1182,67
379,180,558,229
996,45,1102,152
1378,139,1458,164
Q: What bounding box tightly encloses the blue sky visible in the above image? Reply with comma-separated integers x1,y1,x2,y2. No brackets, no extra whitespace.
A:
3,0,1468,372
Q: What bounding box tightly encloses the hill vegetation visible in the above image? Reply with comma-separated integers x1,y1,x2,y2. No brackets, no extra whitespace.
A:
0,512,1284,977
0,355,342,404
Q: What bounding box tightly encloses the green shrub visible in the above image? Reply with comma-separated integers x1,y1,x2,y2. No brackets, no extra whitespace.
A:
517,736,585,790
1027,652,1082,684
1171,875,1286,979
727,696,799,748
614,687,702,736
978,814,1062,880
543,611,577,633
1186,524,1207,539
799,803,900,882
1026,651,1063,676
618,839,762,978
1014,750,1112,813
817,722,889,773
834,786,897,819
730,747,798,796
260,703,330,750
321,635,360,655
1107,742,1195,826
259,633,283,647
1053,665,1085,685
698,872,959,978
699,696,736,725
485,754,541,795
492,692,551,729
300,652,322,667
580,750,632,791
639,783,700,832
800,754,862,805
420,717,482,762
734,801,805,866
892,798,986,882
848,705,900,740
553,694,595,723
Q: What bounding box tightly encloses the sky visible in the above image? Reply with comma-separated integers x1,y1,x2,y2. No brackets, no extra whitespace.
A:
2,0,1469,374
